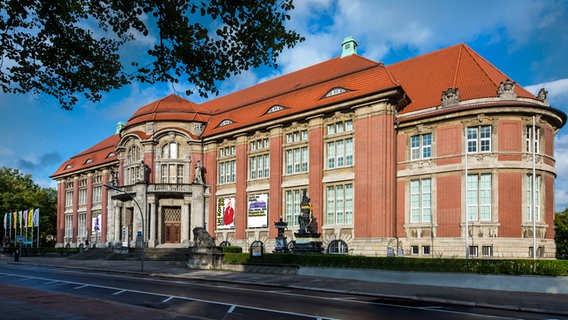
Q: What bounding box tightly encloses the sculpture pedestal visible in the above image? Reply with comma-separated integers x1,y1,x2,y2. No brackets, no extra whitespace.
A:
187,246,224,269
291,237,323,253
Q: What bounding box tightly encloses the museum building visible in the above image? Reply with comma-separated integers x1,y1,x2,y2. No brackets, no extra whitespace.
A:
51,38,566,258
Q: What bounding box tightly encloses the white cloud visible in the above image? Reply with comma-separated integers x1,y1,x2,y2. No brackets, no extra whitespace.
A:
555,133,568,211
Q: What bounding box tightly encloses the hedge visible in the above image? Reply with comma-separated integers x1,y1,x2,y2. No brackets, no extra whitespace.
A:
223,253,568,276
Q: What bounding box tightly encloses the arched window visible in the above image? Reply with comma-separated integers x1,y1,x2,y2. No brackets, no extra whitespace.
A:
162,142,180,159
219,241,231,247
127,145,141,163
328,240,348,254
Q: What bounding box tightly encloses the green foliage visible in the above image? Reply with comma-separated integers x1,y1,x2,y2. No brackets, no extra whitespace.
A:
0,0,304,109
0,167,57,246
555,209,568,258
223,252,568,276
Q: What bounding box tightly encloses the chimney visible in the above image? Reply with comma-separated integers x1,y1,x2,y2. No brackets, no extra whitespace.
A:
341,36,358,58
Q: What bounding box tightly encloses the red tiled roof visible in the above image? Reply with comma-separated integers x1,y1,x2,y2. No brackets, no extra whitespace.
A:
53,43,545,178
202,55,399,135
126,94,213,129
388,43,536,114
50,134,120,178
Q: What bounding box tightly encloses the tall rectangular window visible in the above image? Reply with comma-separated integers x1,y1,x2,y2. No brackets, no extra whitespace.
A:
526,126,540,153
326,183,353,225
78,213,87,239
218,145,236,184
411,133,432,160
92,186,102,204
65,214,73,238
285,188,306,226
327,138,354,169
410,178,432,223
78,188,87,205
285,147,308,174
249,154,270,180
467,174,492,221
65,191,73,207
526,175,541,222
467,126,491,153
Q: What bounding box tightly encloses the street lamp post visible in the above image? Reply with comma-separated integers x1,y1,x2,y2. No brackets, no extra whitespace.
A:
103,184,145,272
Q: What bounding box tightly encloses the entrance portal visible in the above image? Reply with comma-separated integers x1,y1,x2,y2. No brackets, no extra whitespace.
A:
162,206,181,244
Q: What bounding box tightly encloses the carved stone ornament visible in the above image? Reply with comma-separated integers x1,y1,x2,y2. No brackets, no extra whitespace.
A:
497,79,517,100
441,87,459,108
537,88,548,101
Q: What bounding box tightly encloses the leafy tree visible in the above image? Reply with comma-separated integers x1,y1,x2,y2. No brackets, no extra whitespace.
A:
0,167,56,247
0,0,303,109
555,209,568,258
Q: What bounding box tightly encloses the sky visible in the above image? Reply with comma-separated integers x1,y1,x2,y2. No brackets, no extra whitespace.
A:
1,0,568,210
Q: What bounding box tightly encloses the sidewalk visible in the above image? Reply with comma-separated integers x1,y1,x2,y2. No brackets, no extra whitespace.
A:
3,255,568,316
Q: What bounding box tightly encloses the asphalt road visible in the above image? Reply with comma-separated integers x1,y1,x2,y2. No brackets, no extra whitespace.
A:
0,263,565,320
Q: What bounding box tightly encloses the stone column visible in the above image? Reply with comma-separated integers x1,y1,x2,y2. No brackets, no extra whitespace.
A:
191,184,205,234
113,202,121,245
148,195,157,248
181,195,191,245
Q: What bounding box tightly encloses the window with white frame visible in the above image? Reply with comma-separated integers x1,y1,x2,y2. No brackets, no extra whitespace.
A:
328,240,348,254
284,188,307,226
160,164,184,184
65,191,73,207
249,138,270,180
284,129,309,175
467,126,491,153
326,183,354,225
469,246,478,257
526,174,541,222
92,185,102,204
410,178,432,223
466,173,492,221
482,245,493,257
78,188,88,206
78,212,87,239
422,245,431,255
218,145,236,184
410,133,432,160
326,119,354,169
127,145,141,163
526,126,540,153
285,147,308,174
162,142,181,159
65,214,73,238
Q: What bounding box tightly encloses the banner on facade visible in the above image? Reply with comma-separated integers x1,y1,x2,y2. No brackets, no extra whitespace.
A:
217,197,235,228
247,193,268,228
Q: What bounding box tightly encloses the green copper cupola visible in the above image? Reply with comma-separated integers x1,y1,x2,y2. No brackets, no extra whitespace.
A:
341,36,358,58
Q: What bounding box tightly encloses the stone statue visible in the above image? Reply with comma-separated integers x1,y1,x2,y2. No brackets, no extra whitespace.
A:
298,191,313,235
193,227,216,247
194,160,204,184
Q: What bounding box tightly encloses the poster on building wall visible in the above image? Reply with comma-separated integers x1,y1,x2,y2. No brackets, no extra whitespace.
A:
217,197,235,228
92,212,101,233
247,193,268,228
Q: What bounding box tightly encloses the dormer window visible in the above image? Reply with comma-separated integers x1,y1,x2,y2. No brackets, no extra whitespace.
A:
266,105,286,114
107,152,116,158
219,119,234,127
324,87,348,98
65,164,72,170
85,159,93,164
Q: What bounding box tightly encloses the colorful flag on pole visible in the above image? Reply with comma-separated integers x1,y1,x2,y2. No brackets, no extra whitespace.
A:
3,213,6,230
23,210,28,228
13,212,17,229
28,210,33,228
18,211,22,229
33,208,39,227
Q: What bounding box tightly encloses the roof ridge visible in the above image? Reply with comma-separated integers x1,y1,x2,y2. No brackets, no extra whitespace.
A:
452,43,465,88
460,43,505,89
211,59,382,116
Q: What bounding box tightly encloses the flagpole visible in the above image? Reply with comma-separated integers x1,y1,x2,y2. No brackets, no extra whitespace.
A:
532,116,537,259
464,127,469,260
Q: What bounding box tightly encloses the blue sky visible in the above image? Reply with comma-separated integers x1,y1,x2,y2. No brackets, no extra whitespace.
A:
1,0,568,210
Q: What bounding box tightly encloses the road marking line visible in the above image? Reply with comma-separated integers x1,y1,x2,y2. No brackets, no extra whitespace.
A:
74,285,88,289
227,305,236,313
112,290,126,295
162,296,174,303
